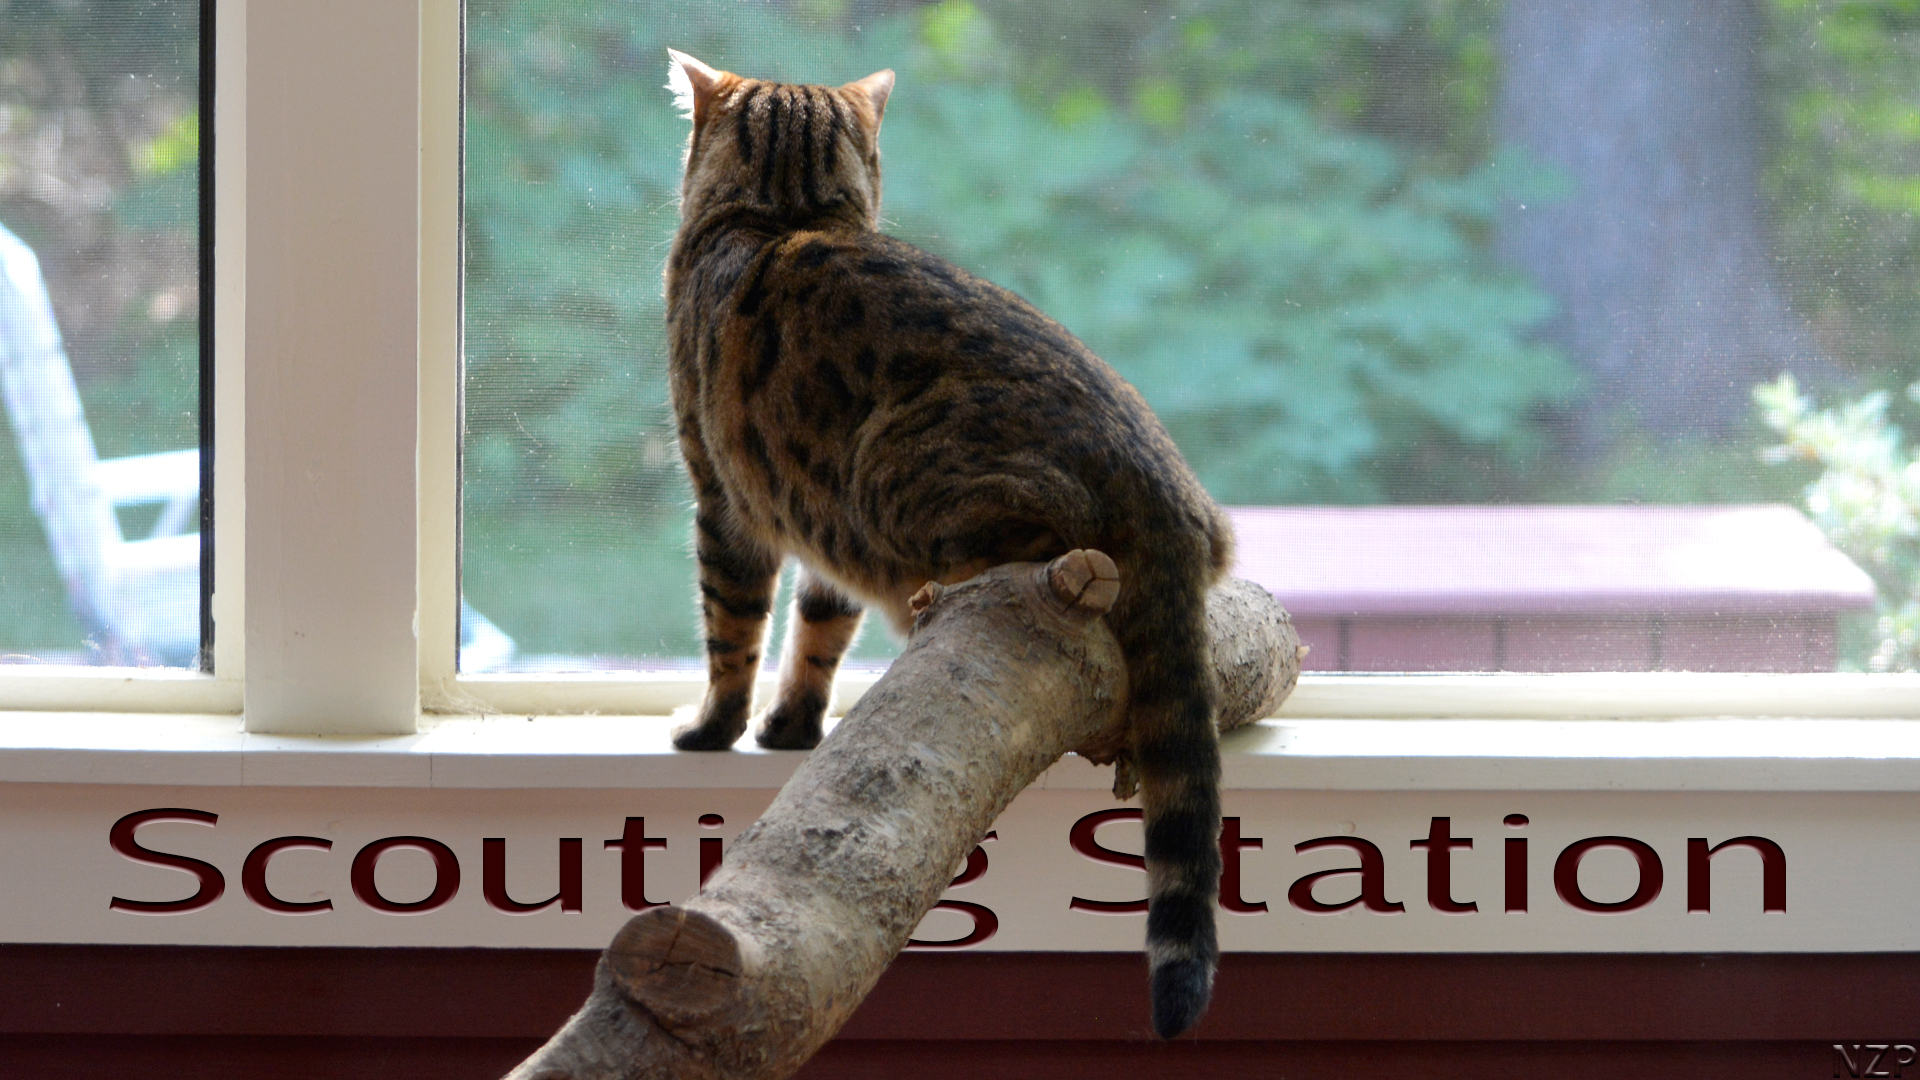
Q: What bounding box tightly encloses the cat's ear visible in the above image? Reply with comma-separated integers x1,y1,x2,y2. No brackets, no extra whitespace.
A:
845,69,895,128
667,49,728,126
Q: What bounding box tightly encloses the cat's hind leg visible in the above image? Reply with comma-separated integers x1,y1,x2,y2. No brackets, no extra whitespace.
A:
672,509,781,751
756,565,864,750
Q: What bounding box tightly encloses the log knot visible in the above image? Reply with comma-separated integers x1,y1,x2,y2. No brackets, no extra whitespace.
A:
907,580,943,621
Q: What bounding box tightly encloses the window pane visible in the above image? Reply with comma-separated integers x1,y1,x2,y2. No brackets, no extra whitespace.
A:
462,1,1909,675
0,2,203,669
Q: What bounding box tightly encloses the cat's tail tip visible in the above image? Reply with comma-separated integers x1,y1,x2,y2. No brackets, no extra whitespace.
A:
1149,955,1215,1039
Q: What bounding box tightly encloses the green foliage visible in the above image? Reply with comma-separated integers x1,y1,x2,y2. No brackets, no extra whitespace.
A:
881,81,1572,503
462,509,703,662
970,0,1505,168
0,451,84,658
1765,1,1920,411
1573,436,1811,507
460,0,1573,656
464,0,1570,516
1758,373,1920,671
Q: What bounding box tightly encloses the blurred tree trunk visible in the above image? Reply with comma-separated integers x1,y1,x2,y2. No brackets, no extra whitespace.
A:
1495,0,1826,452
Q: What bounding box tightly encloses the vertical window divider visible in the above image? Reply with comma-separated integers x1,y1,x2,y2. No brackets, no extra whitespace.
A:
208,0,245,697
419,0,463,714
243,0,422,735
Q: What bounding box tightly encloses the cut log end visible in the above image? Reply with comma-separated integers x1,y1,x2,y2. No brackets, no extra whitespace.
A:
606,907,744,1024
1045,548,1120,618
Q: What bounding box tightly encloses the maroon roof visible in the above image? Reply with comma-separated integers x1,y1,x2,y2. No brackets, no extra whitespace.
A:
1226,505,1877,618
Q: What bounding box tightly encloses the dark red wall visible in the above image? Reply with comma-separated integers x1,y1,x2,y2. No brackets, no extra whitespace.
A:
0,946,1912,1079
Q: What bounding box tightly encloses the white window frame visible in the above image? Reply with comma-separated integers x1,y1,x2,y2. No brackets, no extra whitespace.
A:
0,0,246,716
4,0,1920,742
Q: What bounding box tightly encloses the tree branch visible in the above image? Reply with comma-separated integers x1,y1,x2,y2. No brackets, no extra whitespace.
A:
504,552,1302,1080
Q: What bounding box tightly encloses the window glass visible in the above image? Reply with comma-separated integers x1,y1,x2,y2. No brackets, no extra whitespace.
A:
0,1,203,668
462,0,1914,675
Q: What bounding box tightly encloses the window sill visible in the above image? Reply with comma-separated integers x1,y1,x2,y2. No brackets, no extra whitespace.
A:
0,667,242,714
4,708,1920,793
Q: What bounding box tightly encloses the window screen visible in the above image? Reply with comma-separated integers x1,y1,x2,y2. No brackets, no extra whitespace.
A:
0,1,204,669
461,0,1913,675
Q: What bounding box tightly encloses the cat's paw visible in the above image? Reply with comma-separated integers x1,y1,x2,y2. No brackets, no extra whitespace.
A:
670,702,749,751
752,695,826,750
753,722,823,751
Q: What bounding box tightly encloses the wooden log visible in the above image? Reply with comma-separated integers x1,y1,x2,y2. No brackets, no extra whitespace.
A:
503,553,1303,1080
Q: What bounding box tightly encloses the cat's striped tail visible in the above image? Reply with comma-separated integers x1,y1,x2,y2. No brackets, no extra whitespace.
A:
1113,540,1223,1039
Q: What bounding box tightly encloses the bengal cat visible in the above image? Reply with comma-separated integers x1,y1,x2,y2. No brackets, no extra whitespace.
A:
662,50,1234,1039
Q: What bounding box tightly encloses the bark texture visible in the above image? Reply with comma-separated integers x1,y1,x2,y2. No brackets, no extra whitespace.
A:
503,553,1301,1080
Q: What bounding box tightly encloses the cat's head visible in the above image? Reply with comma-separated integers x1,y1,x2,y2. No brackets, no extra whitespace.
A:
668,51,894,229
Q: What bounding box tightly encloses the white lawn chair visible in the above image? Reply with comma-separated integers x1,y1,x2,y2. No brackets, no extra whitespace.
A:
0,221,516,670
0,221,199,664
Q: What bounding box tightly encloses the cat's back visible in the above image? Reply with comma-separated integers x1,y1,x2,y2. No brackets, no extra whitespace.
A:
701,227,1223,552
698,226,1110,392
